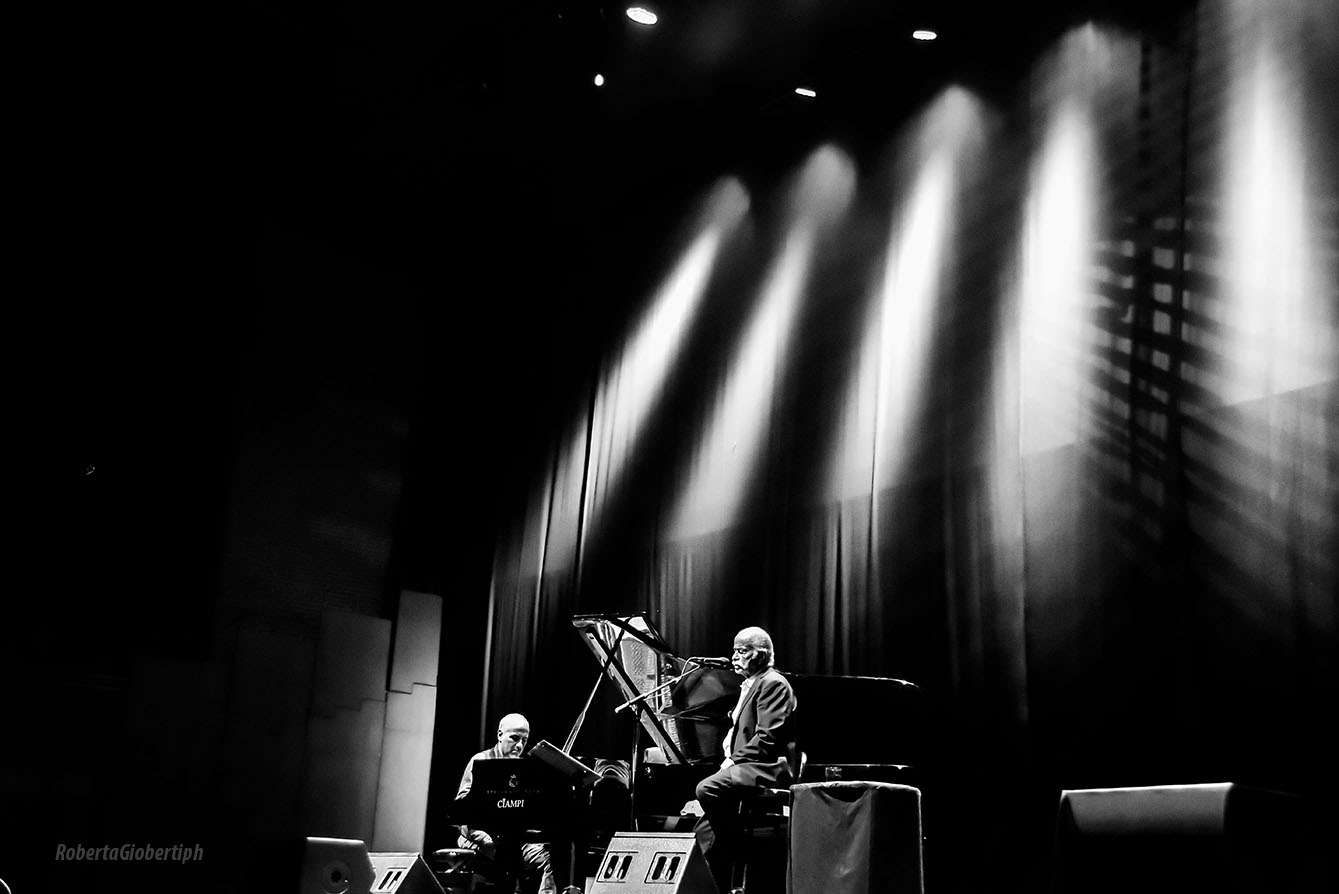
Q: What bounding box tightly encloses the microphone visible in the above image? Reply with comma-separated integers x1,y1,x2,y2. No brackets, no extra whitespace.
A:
687,656,733,669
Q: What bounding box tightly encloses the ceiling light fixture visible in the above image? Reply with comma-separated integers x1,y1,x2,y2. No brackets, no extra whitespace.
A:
594,73,605,86
795,87,817,98
626,7,658,25
912,29,937,41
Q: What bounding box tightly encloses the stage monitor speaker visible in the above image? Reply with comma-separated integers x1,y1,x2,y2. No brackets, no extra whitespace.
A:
588,832,716,894
367,852,445,894
1052,783,1307,894
300,839,444,894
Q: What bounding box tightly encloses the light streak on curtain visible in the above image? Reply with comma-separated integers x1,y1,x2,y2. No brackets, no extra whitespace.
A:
1173,0,1339,765
651,223,818,654
830,154,951,502
815,89,987,674
582,224,728,553
1209,0,1337,407
988,31,1107,707
668,227,812,543
479,182,745,736
534,184,745,587
669,148,855,545
482,473,561,723
654,147,856,658
1019,105,1095,450
980,24,1143,760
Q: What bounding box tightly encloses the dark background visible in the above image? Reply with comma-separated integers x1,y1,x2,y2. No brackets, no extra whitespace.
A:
11,1,1335,893
18,1,1165,672
28,0,1193,663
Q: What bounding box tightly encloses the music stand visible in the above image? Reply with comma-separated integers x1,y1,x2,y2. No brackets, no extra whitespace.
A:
529,739,601,789
527,741,602,893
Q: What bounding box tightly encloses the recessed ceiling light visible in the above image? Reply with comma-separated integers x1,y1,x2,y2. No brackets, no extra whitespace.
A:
626,7,658,25
795,87,817,98
912,29,937,41
594,73,605,87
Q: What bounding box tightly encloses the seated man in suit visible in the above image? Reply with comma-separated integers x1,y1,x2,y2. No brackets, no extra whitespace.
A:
692,627,799,893
455,713,562,894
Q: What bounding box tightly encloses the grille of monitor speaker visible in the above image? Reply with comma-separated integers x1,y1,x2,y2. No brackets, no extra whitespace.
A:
588,832,716,894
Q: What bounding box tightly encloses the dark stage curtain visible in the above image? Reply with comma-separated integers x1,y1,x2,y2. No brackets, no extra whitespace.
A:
477,2,1337,889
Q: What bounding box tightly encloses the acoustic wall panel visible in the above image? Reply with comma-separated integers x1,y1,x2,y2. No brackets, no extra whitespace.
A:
303,609,391,841
372,683,438,852
389,590,441,694
373,592,441,852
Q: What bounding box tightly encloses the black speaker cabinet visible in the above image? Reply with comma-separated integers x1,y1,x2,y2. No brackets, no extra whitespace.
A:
1052,783,1308,894
300,839,443,894
302,838,376,894
588,832,716,894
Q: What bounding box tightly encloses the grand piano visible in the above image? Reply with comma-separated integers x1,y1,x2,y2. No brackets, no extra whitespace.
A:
570,612,926,830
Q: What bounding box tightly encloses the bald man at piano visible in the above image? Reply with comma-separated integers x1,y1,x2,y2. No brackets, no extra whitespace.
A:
685,626,800,893
455,712,561,894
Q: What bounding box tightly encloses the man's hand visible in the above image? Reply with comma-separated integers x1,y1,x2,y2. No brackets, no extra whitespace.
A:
459,826,494,851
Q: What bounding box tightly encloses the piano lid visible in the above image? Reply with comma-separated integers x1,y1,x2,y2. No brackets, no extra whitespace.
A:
571,612,740,766
785,673,925,768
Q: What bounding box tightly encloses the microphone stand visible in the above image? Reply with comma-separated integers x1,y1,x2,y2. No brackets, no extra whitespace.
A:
613,662,708,714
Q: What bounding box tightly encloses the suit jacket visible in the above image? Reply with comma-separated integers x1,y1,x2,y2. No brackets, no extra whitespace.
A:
727,667,800,788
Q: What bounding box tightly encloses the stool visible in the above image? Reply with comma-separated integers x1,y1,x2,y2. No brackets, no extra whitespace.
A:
734,752,806,894
734,787,793,894
788,781,923,894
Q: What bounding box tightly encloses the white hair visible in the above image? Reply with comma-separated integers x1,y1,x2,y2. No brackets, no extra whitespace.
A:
736,626,776,667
